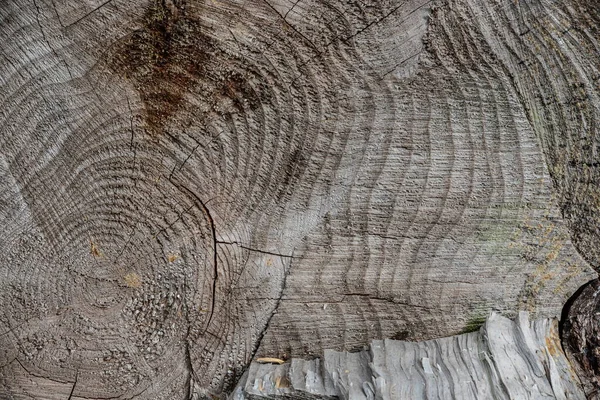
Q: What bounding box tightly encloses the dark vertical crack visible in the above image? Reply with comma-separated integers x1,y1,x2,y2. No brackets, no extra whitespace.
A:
126,96,136,155
32,0,73,80
184,329,198,400
50,0,64,28
167,178,219,334
228,250,294,393
67,371,78,400
165,172,219,398
559,278,596,348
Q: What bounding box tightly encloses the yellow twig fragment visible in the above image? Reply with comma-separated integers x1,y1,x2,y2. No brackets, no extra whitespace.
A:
256,357,285,364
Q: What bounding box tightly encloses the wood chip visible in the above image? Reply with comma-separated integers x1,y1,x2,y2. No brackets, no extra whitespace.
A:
256,357,285,364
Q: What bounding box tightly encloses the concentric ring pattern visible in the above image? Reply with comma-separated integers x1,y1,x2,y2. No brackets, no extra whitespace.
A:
0,0,596,397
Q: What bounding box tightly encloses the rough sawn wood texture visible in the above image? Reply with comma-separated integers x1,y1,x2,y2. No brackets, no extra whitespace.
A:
0,0,598,397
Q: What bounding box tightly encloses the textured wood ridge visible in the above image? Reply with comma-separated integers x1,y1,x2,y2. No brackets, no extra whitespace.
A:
0,0,598,397
233,312,585,399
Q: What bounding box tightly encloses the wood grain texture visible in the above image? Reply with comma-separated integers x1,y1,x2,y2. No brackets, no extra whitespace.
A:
233,312,585,399
0,0,597,397
256,0,599,359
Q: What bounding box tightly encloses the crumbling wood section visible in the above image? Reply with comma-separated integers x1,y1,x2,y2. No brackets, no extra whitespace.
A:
234,312,585,400
562,279,600,399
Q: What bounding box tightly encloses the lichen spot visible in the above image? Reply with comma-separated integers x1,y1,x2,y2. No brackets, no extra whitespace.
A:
124,272,142,288
545,323,561,357
167,253,179,263
90,241,102,257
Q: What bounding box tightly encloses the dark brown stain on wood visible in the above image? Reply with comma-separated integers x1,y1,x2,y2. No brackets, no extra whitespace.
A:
109,0,213,136
391,330,410,341
109,0,263,137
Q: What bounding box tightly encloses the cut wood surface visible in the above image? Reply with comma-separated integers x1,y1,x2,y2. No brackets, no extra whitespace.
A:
233,312,585,399
0,0,598,397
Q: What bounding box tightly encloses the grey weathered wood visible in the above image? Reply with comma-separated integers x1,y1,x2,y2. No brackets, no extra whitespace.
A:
234,312,586,399
0,0,598,397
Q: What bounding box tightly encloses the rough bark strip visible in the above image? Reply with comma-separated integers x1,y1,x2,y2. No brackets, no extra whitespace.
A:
561,279,600,398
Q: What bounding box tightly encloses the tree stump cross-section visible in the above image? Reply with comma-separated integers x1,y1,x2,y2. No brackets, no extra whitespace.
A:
0,0,599,398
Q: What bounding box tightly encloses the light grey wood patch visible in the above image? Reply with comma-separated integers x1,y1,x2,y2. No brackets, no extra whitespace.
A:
235,313,586,399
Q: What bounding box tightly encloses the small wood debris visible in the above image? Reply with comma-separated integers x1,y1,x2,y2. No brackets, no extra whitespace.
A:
256,357,285,364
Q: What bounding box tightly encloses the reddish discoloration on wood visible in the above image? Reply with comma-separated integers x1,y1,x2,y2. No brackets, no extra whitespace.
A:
109,0,264,138
109,0,213,136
